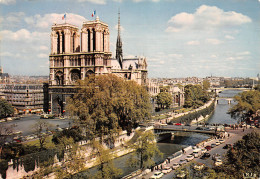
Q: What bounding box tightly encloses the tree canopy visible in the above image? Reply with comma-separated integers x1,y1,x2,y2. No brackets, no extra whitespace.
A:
202,79,210,90
66,74,151,143
156,91,173,109
127,130,162,170
184,84,210,109
228,90,260,121
0,99,14,118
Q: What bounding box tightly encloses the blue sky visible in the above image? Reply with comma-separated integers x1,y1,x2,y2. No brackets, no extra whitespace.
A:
0,0,259,78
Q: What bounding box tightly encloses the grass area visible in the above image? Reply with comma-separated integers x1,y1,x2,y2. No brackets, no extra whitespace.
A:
151,114,167,121
24,135,56,149
175,108,192,113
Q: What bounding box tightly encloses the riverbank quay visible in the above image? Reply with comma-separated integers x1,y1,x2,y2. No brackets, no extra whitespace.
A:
155,98,215,125
135,127,257,179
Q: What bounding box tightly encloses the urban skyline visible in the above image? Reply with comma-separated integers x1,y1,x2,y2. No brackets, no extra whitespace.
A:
0,0,259,78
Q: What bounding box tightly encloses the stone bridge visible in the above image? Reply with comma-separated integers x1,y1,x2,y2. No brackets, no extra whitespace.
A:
154,125,220,135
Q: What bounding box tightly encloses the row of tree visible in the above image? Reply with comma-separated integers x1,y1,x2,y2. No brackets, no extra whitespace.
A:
170,99,215,124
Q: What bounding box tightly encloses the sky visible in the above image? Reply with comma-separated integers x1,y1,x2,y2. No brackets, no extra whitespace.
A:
0,0,259,78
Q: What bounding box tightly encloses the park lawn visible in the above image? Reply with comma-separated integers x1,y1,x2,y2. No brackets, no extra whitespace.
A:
24,135,56,149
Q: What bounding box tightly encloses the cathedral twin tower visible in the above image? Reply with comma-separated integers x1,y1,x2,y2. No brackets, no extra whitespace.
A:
49,16,112,87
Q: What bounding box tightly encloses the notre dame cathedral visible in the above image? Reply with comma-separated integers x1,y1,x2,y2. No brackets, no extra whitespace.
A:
49,13,148,115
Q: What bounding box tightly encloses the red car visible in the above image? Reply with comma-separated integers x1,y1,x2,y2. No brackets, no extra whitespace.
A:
205,145,211,151
175,123,182,126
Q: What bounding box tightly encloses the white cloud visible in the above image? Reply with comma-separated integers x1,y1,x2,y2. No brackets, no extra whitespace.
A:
186,40,200,45
76,0,106,4
39,46,49,51
37,53,49,58
168,53,183,59
225,35,235,40
0,52,13,57
114,24,125,32
25,13,87,29
205,38,222,45
166,5,251,32
0,29,48,42
237,51,250,56
0,0,15,5
211,54,217,58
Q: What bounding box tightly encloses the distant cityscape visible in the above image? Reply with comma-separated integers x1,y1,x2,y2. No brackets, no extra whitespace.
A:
0,63,259,115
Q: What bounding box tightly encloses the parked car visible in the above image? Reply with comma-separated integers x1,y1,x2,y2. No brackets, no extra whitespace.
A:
212,153,221,161
179,159,187,166
200,152,211,159
192,149,201,158
215,159,223,166
196,127,203,130
162,167,172,174
194,163,205,170
215,141,220,146
211,143,216,148
175,123,182,126
172,163,180,170
219,139,225,144
205,145,211,151
150,172,164,179
201,148,207,154
185,155,194,161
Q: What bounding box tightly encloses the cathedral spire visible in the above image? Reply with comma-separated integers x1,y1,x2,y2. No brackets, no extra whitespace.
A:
116,9,123,69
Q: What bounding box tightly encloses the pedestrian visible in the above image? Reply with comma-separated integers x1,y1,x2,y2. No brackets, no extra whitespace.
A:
182,148,184,154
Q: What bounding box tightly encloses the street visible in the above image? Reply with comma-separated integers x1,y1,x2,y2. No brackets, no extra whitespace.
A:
139,127,256,179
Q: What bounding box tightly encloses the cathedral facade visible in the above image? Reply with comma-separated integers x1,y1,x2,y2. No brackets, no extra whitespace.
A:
48,15,148,115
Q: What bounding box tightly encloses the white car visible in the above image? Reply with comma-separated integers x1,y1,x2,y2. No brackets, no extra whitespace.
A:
162,167,172,174
215,159,223,166
150,172,164,179
201,148,207,154
219,139,225,143
185,155,194,161
215,141,221,146
172,163,180,170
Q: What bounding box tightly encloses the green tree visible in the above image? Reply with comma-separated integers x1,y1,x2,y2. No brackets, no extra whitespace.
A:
228,90,260,122
0,99,14,118
32,119,52,151
156,91,173,109
66,74,151,142
203,79,211,90
55,137,87,179
92,141,122,179
184,84,210,109
254,84,260,91
127,130,162,170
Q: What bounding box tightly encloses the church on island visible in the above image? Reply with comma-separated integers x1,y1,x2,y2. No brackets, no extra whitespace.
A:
48,13,148,115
